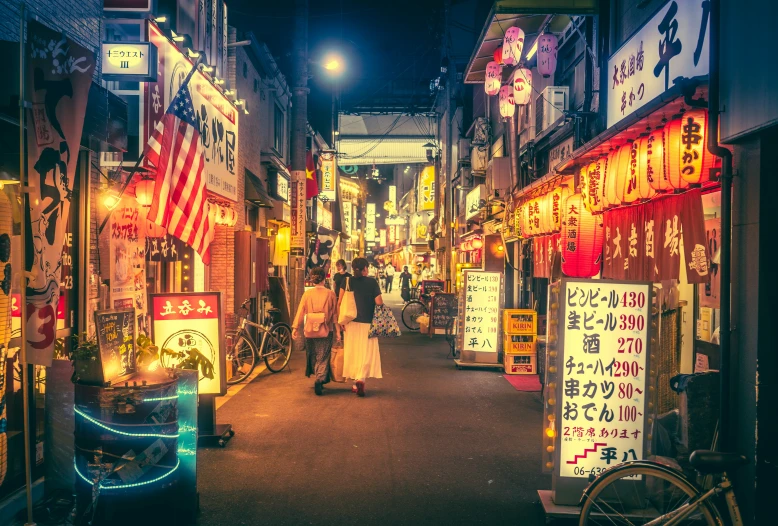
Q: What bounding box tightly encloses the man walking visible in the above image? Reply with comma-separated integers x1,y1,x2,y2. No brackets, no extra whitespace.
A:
384,262,396,293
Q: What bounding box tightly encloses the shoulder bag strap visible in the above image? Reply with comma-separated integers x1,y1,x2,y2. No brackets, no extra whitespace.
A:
345,277,351,291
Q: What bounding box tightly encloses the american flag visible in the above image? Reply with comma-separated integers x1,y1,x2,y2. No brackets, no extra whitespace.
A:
145,82,215,264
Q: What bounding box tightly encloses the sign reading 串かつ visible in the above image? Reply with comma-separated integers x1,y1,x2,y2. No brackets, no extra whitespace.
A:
151,292,226,396
607,0,710,127
461,271,501,353
556,279,651,484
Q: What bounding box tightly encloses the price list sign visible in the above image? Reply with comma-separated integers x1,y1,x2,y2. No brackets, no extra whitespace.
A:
460,271,502,353
553,279,652,504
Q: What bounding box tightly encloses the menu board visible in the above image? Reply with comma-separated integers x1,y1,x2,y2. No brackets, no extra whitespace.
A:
421,280,445,295
94,309,137,384
150,292,226,396
461,271,502,353
556,279,652,482
430,293,457,329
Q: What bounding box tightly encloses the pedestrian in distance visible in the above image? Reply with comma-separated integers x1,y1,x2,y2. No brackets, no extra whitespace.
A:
292,267,341,396
338,257,383,397
384,262,395,293
399,265,413,304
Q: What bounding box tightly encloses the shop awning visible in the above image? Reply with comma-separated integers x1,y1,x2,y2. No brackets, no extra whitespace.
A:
261,152,292,178
464,1,598,85
245,170,274,208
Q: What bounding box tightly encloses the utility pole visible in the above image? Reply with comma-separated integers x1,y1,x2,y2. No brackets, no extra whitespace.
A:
290,0,309,336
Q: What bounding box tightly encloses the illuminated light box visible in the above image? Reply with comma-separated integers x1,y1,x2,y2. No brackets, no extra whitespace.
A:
102,41,157,82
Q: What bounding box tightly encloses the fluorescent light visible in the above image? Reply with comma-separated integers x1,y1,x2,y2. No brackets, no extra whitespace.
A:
526,39,538,60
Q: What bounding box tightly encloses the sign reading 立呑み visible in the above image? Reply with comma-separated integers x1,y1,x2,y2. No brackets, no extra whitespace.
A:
553,279,652,504
461,271,502,353
319,152,337,201
151,292,226,396
607,0,710,128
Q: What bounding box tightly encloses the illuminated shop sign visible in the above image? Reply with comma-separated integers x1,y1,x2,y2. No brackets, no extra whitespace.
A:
102,42,157,82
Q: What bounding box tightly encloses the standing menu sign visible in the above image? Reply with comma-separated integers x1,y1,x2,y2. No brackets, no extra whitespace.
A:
430,293,457,330
553,279,653,505
458,271,502,363
150,292,226,396
93,309,137,385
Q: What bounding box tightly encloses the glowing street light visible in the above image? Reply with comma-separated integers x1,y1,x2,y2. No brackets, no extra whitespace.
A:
322,54,344,75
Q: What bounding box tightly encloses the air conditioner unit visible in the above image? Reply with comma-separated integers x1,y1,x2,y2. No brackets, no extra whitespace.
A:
458,138,471,161
535,86,569,134
488,157,512,196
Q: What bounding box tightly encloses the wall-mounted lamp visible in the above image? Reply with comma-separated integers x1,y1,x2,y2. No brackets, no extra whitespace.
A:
171,31,185,43
213,77,225,85
154,16,167,23
200,64,214,73
103,190,121,210
187,49,200,58
234,99,246,107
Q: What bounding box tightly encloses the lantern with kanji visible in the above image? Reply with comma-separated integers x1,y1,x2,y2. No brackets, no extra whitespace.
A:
144,219,166,238
614,142,639,204
550,185,570,232
586,158,607,213
666,109,714,186
134,177,155,206
561,193,603,278
484,61,501,96
502,26,525,66
645,127,673,192
579,165,590,212
537,34,559,78
603,147,622,209
538,192,553,234
636,134,658,200
512,68,532,106
499,85,515,118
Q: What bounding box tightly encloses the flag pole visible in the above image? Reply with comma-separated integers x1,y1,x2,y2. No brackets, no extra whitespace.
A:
97,55,204,235
18,3,36,524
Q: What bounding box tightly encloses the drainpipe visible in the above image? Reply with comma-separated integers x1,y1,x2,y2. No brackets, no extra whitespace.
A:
708,0,733,452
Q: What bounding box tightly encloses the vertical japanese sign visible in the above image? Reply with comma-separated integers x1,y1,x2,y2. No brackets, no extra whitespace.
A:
554,279,652,501
151,292,226,395
110,197,148,332
319,151,337,201
379,229,387,248
342,202,353,238
461,271,502,353
418,166,435,211
365,203,376,241
290,181,306,253
25,20,95,365
699,217,720,308
607,0,710,127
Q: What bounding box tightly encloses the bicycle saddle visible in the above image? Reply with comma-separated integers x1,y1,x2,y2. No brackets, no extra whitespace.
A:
689,450,748,474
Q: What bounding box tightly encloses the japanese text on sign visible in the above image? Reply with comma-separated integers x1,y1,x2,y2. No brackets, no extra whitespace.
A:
462,271,501,352
558,281,651,479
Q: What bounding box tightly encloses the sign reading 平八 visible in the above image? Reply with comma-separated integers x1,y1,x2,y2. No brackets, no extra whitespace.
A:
556,279,652,484
461,271,502,353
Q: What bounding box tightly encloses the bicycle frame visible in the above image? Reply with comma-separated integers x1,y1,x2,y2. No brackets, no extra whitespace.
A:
237,317,284,358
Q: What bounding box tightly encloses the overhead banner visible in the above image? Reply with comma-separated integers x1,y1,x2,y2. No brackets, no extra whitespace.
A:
553,279,652,504
607,0,710,127
319,151,337,202
418,166,435,211
147,23,238,201
25,20,95,365
307,225,336,276
365,203,376,241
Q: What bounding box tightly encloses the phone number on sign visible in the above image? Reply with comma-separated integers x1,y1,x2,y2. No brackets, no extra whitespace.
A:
573,466,607,477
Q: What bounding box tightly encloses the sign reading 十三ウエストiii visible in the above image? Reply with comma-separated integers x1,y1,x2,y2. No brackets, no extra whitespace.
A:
25,20,95,366
102,42,157,82
607,0,710,128
147,24,239,201
552,279,653,506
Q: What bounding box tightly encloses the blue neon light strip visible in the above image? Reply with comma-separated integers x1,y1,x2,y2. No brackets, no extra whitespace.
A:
74,406,179,439
74,458,180,490
143,395,178,402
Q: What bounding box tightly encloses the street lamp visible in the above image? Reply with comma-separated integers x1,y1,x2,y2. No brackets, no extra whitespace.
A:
322,53,345,147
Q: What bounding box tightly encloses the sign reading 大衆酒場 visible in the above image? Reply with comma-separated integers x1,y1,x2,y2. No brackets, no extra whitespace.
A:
553,279,652,505
607,0,710,128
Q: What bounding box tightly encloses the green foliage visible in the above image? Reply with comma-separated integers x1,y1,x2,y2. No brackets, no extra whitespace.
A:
160,347,215,380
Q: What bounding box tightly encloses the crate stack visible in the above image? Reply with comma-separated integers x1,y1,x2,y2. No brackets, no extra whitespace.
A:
502,310,538,375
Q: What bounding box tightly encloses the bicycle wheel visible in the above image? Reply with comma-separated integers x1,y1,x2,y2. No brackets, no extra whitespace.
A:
579,463,720,526
263,322,292,372
226,331,257,385
401,300,427,331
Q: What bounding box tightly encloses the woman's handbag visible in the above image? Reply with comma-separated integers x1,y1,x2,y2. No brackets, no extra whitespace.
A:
303,294,329,338
329,346,346,383
338,277,357,325
369,304,402,338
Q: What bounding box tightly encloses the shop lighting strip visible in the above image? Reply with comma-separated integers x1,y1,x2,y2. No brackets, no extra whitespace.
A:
74,458,180,490
143,395,179,402
74,406,179,439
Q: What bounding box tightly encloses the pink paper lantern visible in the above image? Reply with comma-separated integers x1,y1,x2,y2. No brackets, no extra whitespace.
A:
502,26,525,66
537,34,559,79
484,61,501,96
512,68,532,105
499,85,515,118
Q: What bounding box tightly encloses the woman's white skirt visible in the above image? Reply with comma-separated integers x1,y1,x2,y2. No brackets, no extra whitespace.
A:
343,322,382,380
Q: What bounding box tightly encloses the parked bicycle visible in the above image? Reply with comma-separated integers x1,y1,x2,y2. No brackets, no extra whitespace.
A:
579,449,748,525
226,299,293,384
401,287,428,331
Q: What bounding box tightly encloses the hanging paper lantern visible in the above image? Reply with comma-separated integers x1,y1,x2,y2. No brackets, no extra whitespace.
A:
493,45,504,65
614,142,639,204
646,127,671,192
512,68,532,106
586,158,607,213
551,185,570,232
561,193,603,278
537,34,559,78
134,178,155,206
499,85,515,118
538,193,551,234
502,26,525,66
636,134,658,200
484,61,501,96
666,109,715,186
603,148,622,209
144,219,166,238
579,165,590,212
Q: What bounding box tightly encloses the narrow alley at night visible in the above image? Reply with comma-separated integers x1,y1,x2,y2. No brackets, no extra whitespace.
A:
0,0,775,525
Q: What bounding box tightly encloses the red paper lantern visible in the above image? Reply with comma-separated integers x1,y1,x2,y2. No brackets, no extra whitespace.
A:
493,45,504,65
472,237,483,249
636,134,657,200
666,109,715,186
135,178,155,206
512,68,532,106
561,193,603,278
537,34,559,79
484,61,501,96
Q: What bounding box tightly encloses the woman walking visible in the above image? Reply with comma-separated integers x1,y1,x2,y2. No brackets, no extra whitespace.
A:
292,267,340,395
399,265,413,304
338,257,383,397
